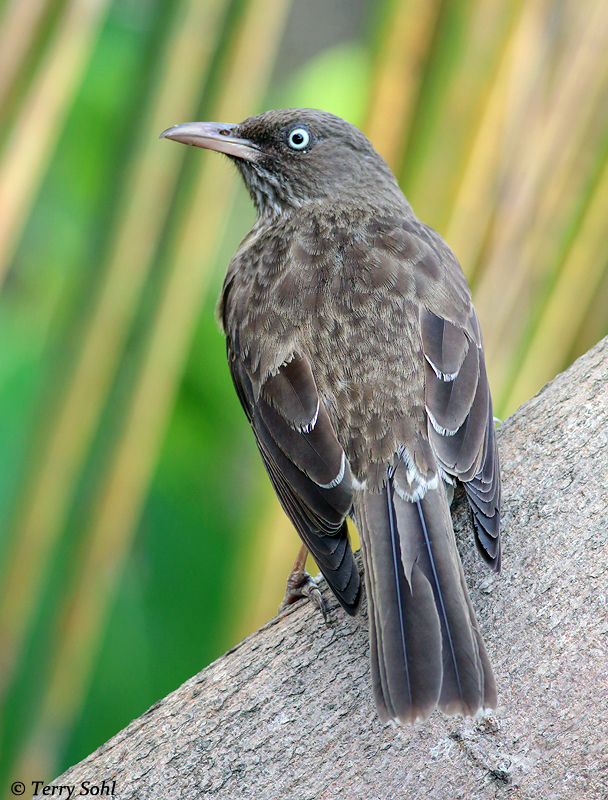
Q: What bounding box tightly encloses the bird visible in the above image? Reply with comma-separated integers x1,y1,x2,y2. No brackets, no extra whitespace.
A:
160,109,501,725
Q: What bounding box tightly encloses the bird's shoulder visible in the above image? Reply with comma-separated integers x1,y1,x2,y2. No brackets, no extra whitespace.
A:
216,202,480,379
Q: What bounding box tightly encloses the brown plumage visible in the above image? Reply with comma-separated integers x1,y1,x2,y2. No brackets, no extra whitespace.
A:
160,109,501,724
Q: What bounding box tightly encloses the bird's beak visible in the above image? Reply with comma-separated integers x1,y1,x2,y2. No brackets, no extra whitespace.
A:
159,121,259,162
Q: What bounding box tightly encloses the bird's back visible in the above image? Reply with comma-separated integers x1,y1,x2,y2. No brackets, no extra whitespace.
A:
220,200,474,491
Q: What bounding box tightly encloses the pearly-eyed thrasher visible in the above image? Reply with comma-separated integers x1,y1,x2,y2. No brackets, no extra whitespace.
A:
161,109,501,724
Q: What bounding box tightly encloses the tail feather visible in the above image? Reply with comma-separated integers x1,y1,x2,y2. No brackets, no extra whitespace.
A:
359,486,442,722
356,478,495,724
456,554,497,711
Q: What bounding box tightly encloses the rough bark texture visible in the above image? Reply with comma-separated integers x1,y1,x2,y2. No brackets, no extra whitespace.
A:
49,338,608,799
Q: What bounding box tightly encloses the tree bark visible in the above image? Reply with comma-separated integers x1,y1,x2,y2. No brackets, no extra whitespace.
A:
48,337,608,799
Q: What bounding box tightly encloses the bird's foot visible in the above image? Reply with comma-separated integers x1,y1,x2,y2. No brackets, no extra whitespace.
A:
278,544,327,621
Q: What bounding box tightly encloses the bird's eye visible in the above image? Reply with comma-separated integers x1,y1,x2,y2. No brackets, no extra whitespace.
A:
287,127,310,151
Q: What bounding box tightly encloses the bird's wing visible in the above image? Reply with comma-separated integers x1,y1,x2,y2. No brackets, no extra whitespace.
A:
228,348,361,614
419,299,501,570
351,219,499,723
365,216,500,567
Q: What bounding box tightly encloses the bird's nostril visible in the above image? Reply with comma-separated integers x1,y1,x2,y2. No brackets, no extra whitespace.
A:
219,129,231,136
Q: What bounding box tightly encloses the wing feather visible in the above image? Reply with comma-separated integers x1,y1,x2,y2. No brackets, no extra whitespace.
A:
420,307,501,571
228,348,361,612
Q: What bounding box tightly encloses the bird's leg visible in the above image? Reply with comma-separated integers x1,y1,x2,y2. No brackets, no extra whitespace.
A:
278,543,327,620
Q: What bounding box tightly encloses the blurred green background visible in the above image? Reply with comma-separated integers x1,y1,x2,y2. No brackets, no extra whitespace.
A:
1,0,608,790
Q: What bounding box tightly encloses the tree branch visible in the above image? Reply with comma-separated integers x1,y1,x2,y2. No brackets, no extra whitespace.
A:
49,337,608,799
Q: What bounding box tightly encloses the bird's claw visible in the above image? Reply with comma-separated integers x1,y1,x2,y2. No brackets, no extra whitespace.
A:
279,570,328,621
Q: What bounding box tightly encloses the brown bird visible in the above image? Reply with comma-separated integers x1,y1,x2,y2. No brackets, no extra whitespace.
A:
160,109,500,724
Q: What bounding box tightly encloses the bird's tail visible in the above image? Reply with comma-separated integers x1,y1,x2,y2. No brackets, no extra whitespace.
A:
355,478,496,724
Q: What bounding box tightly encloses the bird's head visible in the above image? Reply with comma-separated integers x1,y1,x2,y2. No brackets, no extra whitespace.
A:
160,109,405,218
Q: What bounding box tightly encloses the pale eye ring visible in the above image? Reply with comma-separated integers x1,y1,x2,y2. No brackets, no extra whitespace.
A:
287,126,310,150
